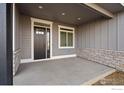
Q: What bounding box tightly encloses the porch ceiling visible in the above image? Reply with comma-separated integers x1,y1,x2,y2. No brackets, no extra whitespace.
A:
97,3,124,14
16,3,123,26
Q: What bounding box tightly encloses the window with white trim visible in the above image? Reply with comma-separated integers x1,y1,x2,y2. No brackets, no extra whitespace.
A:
59,25,75,48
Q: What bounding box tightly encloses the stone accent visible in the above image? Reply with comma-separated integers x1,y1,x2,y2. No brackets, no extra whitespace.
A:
77,48,124,72
13,49,21,75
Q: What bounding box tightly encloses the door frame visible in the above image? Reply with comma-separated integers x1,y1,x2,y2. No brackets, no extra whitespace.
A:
31,17,53,60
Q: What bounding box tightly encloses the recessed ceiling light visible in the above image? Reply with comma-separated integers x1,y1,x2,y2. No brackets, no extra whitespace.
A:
61,13,66,16
77,18,81,20
38,6,43,9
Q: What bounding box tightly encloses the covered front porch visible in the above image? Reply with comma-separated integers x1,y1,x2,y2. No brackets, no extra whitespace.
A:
14,57,114,85
13,3,124,85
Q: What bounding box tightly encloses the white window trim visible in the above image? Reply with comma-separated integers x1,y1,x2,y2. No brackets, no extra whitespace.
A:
58,25,75,49
13,3,15,52
31,17,53,60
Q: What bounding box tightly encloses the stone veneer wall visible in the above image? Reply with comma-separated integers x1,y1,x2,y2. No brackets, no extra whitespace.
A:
77,48,124,72
13,49,21,75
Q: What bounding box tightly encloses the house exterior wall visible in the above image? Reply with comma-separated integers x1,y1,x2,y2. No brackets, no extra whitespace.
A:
77,48,124,72
52,22,77,56
13,6,21,75
14,7,20,50
77,11,124,71
20,15,31,59
20,15,77,60
78,11,124,51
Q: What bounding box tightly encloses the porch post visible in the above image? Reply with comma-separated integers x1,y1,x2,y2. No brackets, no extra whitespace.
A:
0,3,13,85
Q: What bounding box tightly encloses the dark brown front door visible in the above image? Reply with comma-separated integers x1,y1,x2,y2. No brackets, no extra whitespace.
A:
34,26,46,60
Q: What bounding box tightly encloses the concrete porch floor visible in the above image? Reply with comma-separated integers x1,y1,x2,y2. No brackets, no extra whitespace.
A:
13,57,115,85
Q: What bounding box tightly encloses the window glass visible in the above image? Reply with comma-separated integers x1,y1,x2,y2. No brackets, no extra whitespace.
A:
59,26,74,48
60,32,66,47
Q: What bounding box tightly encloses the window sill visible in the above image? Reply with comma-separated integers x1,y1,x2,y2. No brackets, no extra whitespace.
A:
59,47,75,49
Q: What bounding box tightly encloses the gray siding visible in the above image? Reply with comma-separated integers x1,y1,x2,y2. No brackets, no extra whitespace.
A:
108,15,117,50
82,26,86,48
77,26,82,48
118,12,124,51
89,23,95,48
95,21,101,48
101,20,108,49
85,24,90,48
19,11,124,59
20,15,77,59
78,11,124,51
20,15,31,59
15,6,20,50
13,6,21,75
52,22,77,56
